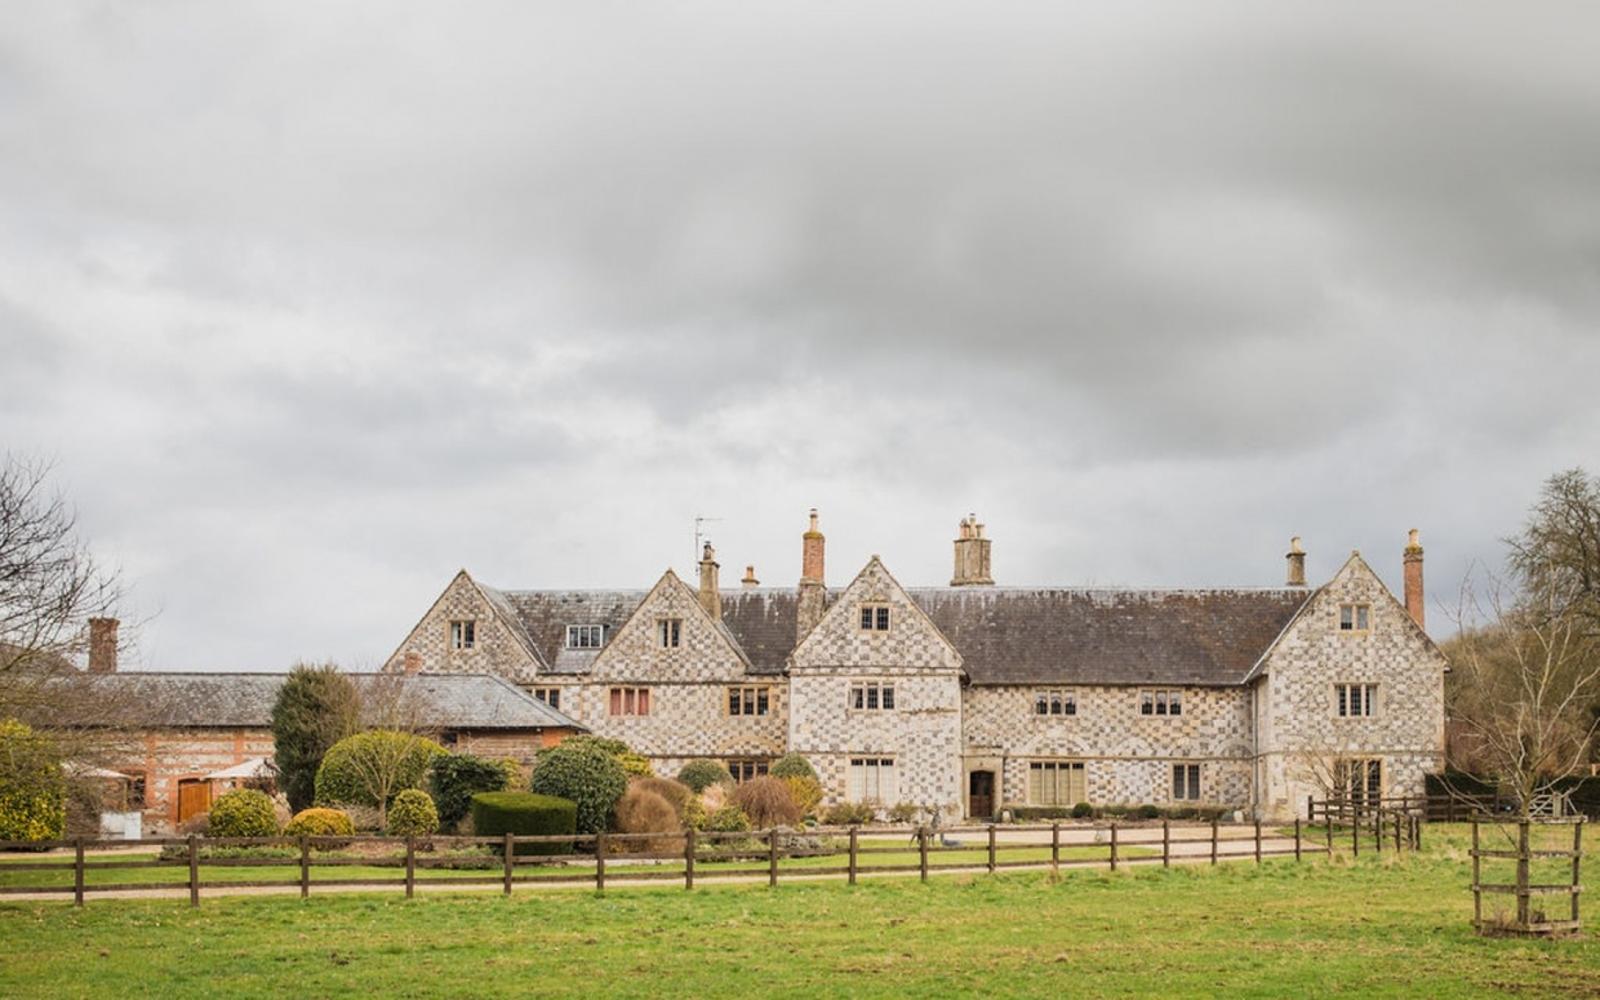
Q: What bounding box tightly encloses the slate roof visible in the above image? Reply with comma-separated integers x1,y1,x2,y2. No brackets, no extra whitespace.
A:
496,584,1309,686
54,672,586,730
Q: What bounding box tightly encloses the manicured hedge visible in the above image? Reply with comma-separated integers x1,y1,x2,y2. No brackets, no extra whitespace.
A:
470,792,577,856
1425,771,1499,799
430,754,515,830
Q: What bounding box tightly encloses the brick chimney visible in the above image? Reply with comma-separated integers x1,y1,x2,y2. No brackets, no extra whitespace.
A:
1403,529,1425,630
742,565,760,588
87,617,118,673
797,509,826,641
1285,537,1306,587
698,541,722,620
951,514,994,586
402,651,424,675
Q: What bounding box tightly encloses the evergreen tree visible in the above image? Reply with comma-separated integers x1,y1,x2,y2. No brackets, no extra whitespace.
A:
270,663,359,812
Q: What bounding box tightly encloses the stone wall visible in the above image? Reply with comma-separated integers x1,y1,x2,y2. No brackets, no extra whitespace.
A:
384,571,539,682
113,727,276,835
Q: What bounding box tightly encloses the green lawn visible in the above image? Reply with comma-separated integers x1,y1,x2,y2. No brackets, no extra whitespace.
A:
0,825,1595,998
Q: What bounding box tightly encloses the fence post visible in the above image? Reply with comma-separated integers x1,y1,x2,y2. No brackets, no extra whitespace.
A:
1471,817,1481,930
1516,820,1531,927
595,832,606,893
1447,796,1456,823
1573,820,1584,927
768,828,779,888
1110,822,1118,872
1306,795,1313,823
847,826,857,886
1325,814,1333,856
1293,818,1301,862
74,839,85,907
187,834,200,907
1051,821,1061,873
1352,808,1359,857
1374,808,1382,854
1210,819,1218,865
503,833,513,896
1254,820,1261,864
300,835,310,899
987,824,997,874
685,827,696,890
1394,813,1403,853
405,837,415,899
919,826,929,882
1162,819,1170,869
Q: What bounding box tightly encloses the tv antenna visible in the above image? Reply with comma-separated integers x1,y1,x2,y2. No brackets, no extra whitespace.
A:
694,515,723,563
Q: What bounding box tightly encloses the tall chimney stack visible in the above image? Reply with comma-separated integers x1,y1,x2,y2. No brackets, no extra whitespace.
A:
950,514,994,586
1285,537,1307,587
1403,529,1425,630
742,565,760,589
698,542,722,620
796,509,826,641
88,617,119,674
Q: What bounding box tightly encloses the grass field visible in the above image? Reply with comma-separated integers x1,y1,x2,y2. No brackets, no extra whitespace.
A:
0,824,1593,998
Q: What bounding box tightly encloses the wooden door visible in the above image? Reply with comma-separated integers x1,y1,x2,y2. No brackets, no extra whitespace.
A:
177,780,212,822
968,771,995,819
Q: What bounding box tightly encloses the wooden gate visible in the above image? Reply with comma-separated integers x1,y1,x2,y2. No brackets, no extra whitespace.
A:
177,780,212,823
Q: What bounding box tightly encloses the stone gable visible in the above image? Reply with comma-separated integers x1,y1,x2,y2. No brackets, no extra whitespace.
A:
790,557,962,672
587,571,750,683
384,571,541,682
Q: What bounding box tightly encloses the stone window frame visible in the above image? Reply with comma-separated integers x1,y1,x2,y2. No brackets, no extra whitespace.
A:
1027,759,1086,806
1335,757,1383,806
608,686,652,717
1033,689,1077,718
727,758,770,783
566,624,604,649
725,685,773,717
848,681,897,712
1334,682,1378,718
532,687,561,711
1138,689,1183,717
846,756,897,803
449,619,476,650
858,603,892,632
1338,603,1372,633
1171,762,1202,801
657,618,682,649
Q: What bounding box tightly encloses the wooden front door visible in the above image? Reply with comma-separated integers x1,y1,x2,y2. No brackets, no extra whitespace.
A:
177,780,212,823
968,770,995,819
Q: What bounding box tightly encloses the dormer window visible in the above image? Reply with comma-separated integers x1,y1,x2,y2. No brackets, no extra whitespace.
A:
658,618,682,648
566,624,604,649
859,604,890,632
449,619,476,650
1339,603,1371,632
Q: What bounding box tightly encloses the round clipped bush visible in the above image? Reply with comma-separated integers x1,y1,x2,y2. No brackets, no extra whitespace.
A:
0,719,65,843
732,775,802,828
314,731,446,813
822,801,875,826
208,788,279,837
283,807,355,844
471,791,577,856
618,752,654,778
779,775,823,818
614,787,682,853
388,789,440,838
677,759,733,793
704,804,751,833
1070,802,1094,819
529,741,627,835
769,753,817,781
429,753,514,831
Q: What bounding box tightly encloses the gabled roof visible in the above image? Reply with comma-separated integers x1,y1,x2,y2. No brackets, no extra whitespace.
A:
47,672,586,731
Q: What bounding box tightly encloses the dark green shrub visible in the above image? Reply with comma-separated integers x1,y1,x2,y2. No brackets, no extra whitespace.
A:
270,663,361,813
677,759,733,793
388,789,439,838
769,753,817,781
208,788,279,837
1072,802,1094,819
704,804,751,833
471,791,577,856
0,719,65,843
1132,804,1162,821
822,801,875,826
430,754,513,830
1007,806,1075,821
283,807,355,844
529,741,627,834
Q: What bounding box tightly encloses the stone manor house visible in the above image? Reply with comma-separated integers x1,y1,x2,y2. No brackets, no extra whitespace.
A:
386,513,1447,822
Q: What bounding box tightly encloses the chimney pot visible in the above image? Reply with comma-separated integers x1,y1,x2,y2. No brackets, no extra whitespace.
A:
87,617,119,673
1285,538,1307,587
797,510,827,640
1403,529,1425,630
698,542,722,620
742,565,759,588
951,514,995,586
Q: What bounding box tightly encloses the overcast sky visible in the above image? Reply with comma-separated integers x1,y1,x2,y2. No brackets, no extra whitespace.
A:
3,3,1598,671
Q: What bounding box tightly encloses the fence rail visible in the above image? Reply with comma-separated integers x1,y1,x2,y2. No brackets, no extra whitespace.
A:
1470,817,1584,937
0,818,1356,906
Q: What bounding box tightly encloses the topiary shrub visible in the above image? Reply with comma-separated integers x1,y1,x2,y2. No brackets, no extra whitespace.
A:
779,775,823,818
769,753,817,781
283,807,355,845
208,788,279,838
678,759,734,793
430,753,514,831
704,804,751,833
314,730,446,827
613,787,682,853
822,801,875,826
471,791,577,856
529,741,627,835
732,776,802,828
630,777,692,818
1071,802,1094,819
388,789,440,838
0,719,65,844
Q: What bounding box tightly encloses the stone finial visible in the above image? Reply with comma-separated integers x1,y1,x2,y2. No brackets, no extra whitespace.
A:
1286,537,1307,588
